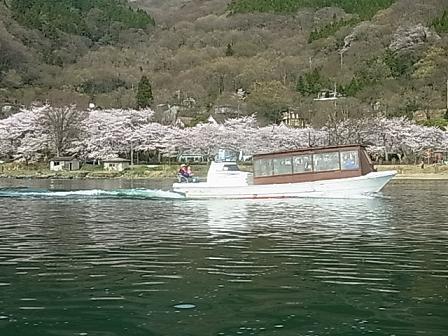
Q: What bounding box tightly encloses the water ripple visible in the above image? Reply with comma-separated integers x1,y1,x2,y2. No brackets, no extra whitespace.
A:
0,180,447,335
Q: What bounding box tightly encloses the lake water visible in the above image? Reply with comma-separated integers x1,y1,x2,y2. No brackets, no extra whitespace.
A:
0,179,447,336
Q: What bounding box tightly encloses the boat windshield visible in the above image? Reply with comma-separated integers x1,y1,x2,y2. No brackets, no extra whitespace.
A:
223,164,239,171
215,149,238,162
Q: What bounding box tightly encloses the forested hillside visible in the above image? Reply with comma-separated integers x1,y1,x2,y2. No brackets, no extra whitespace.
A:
228,0,395,19
1,0,448,126
10,0,153,43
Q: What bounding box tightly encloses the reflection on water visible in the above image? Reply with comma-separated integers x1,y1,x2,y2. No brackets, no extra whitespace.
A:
203,200,250,240
202,196,393,238
0,179,447,336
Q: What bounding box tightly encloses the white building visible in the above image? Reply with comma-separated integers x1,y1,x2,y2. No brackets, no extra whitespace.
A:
178,153,207,163
103,158,131,172
49,157,80,171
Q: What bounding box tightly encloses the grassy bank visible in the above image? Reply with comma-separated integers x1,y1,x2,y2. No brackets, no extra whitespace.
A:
0,162,206,180
376,164,448,179
1,162,447,180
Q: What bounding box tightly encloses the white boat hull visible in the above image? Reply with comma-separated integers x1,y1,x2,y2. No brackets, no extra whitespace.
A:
173,171,397,199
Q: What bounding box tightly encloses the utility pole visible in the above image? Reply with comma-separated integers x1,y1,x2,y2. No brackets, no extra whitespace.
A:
340,50,345,70
130,142,134,168
446,78,448,111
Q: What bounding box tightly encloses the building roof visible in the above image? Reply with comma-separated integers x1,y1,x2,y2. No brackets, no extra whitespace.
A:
103,158,130,163
50,156,78,161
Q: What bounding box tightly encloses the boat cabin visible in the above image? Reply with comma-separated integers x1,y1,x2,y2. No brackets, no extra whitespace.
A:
252,145,374,185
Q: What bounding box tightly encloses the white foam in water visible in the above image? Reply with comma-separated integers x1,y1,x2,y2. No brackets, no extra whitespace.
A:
173,303,196,309
0,188,185,199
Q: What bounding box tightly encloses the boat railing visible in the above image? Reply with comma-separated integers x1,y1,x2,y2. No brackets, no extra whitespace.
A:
177,174,199,183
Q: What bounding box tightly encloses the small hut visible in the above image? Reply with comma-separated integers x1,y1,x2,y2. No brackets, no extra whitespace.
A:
49,157,80,171
103,158,131,172
433,150,448,164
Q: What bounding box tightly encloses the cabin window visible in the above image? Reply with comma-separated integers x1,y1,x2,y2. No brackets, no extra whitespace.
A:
313,152,340,172
53,161,60,165
340,150,360,170
292,155,312,173
273,157,292,175
253,159,273,177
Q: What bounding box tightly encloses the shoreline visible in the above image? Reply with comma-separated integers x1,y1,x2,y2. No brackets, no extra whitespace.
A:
1,174,448,181
1,164,447,181
376,164,448,180
392,174,448,180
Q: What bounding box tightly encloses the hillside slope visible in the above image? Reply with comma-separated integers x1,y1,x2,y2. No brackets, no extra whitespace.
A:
1,0,448,125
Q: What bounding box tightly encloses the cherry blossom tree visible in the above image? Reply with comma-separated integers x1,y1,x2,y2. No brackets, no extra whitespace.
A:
0,107,50,162
78,108,154,160
1,105,447,165
39,105,87,157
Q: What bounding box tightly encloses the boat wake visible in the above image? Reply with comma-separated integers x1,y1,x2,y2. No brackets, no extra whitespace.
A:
0,187,185,200
0,187,385,201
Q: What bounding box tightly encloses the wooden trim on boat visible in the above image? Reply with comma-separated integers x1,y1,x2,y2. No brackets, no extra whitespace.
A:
254,169,361,185
360,149,374,175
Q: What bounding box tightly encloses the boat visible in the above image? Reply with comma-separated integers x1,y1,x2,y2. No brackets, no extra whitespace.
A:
172,145,396,199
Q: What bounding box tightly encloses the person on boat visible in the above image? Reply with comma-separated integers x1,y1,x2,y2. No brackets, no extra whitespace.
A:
178,164,189,182
186,164,193,177
344,158,357,169
342,154,357,169
178,163,195,182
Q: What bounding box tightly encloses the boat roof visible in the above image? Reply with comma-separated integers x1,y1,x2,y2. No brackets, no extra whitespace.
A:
253,144,365,159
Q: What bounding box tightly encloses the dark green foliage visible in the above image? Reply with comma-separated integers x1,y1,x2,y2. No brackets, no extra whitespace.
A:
296,69,329,96
431,10,448,34
9,0,155,43
341,51,418,97
190,113,209,126
383,49,417,78
261,108,286,124
444,109,448,120
225,43,234,56
308,18,359,43
136,75,153,109
340,77,364,96
340,71,376,97
42,50,63,67
229,0,396,19
418,118,448,130
79,78,127,95
340,62,382,97
398,97,420,118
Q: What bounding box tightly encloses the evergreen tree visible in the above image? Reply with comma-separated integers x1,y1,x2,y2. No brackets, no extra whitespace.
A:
296,76,306,94
225,43,234,56
136,75,153,109
229,0,396,20
296,69,328,96
9,0,155,44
